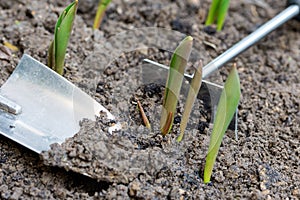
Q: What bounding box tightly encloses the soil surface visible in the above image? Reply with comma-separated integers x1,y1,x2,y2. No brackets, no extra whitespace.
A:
1,0,300,199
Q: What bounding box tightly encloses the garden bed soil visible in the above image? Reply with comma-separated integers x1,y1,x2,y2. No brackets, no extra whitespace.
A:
0,0,299,199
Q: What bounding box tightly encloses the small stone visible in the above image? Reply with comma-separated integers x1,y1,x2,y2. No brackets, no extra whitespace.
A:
68,149,77,158
292,189,299,196
0,185,8,193
187,0,200,7
214,171,225,183
178,188,186,195
261,189,270,195
260,182,267,191
1,192,11,199
137,45,148,55
116,184,128,197
10,187,23,200
174,116,181,124
128,181,140,197
116,7,123,14
203,26,216,35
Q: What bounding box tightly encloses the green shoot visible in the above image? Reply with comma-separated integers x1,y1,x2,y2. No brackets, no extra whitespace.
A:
177,61,203,142
93,0,111,30
205,0,230,31
204,63,240,183
48,0,78,75
136,98,151,129
161,36,193,136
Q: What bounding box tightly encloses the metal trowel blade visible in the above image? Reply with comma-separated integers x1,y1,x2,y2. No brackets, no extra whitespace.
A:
0,54,120,153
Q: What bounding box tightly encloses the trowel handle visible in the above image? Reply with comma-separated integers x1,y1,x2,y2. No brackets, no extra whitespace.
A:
202,2,300,79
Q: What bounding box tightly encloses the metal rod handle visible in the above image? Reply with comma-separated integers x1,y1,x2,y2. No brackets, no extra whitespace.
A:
202,5,300,79
0,94,22,115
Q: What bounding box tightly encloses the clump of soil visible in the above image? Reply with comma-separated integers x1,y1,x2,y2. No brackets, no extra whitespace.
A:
41,114,184,185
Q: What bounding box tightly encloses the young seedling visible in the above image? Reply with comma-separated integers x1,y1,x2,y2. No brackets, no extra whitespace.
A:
160,36,193,136
203,63,240,183
177,61,203,142
205,0,230,31
93,0,111,30
48,0,78,75
136,97,151,129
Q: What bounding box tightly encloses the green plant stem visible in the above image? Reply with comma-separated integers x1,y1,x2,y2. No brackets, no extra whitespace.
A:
203,63,240,183
216,0,230,31
205,0,220,26
205,0,230,31
93,0,111,30
160,36,193,135
177,61,203,142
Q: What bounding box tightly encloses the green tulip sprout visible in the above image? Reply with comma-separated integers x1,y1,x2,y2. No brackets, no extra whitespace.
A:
48,0,78,75
161,36,193,136
205,0,230,31
177,61,203,142
204,63,240,183
93,0,111,30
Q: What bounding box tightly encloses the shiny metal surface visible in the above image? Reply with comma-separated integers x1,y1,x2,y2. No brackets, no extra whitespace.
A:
0,95,22,114
0,54,120,153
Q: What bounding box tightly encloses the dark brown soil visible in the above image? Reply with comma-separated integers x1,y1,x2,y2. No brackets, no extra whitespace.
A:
1,0,299,199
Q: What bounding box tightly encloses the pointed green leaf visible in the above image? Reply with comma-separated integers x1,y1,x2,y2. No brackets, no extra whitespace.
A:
161,36,193,135
177,61,202,142
48,0,78,75
204,64,240,183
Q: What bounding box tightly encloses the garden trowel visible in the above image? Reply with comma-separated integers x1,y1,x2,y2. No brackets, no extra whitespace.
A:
0,54,120,153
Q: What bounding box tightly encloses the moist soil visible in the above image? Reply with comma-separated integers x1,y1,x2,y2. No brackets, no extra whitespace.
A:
0,0,299,199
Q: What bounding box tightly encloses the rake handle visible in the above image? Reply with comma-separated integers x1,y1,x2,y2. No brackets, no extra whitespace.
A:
202,2,300,79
